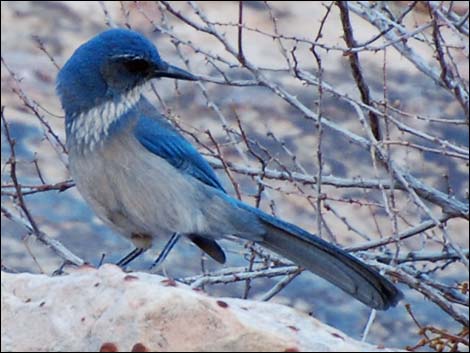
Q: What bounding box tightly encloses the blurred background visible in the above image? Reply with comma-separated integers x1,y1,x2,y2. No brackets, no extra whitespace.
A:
1,1,469,350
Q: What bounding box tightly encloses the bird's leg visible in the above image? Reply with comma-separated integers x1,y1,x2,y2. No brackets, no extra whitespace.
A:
52,260,77,276
149,232,181,270
116,247,146,268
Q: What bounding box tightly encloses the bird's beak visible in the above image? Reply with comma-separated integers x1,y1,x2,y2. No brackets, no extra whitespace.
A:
152,61,198,81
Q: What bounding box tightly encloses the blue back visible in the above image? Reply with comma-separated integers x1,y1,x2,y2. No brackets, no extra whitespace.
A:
135,115,226,192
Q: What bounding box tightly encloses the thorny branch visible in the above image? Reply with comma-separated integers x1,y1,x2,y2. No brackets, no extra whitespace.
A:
1,109,84,267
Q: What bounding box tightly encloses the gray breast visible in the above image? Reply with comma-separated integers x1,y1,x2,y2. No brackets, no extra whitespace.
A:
69,126,265,244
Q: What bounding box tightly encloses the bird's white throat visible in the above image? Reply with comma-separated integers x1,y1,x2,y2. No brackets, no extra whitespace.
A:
67,85,143,152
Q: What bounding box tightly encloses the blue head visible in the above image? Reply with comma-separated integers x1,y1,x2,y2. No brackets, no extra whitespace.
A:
57,28,196,119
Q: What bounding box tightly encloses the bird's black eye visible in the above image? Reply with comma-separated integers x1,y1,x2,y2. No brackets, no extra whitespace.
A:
123,58,150,73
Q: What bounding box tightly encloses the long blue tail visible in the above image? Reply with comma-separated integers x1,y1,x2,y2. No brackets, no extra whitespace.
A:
238,202,402,310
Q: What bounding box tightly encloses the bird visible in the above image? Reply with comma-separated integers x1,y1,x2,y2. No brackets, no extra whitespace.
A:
57,28,402,310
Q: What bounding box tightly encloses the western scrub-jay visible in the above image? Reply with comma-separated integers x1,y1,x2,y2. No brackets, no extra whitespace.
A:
57,28,402,310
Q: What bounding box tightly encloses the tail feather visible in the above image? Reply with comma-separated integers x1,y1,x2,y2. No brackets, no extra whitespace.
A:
240,203,402,310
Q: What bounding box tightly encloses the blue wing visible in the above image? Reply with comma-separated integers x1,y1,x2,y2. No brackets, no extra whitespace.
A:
134,116,226,193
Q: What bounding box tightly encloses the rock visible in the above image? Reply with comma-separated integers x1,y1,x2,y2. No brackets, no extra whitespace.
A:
1,265,397,352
